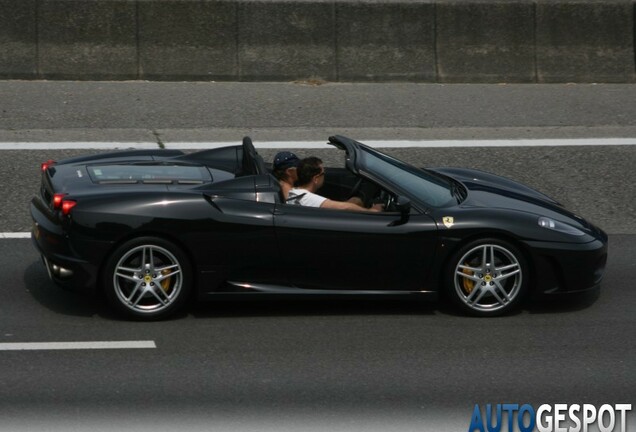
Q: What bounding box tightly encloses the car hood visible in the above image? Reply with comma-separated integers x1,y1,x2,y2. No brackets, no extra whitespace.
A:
429,167,597,232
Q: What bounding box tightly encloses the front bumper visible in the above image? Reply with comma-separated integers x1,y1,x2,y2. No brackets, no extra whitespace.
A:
524,234,608,296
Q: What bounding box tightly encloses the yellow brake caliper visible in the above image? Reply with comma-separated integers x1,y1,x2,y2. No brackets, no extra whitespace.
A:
462,263,475,294
160,269,172,293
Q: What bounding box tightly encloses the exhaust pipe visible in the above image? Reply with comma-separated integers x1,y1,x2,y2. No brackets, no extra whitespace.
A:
42,256,74,280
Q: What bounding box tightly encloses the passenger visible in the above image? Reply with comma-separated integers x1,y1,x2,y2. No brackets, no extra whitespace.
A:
287,157,383,212
272,151,300,200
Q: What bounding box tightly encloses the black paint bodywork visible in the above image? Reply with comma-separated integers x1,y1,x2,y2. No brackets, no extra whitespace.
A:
30,136,608,305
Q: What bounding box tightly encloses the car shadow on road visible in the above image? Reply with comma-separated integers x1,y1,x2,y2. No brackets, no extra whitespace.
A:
190,296,440,319
524,289,601,315
23,260,107,318
434,290,600,318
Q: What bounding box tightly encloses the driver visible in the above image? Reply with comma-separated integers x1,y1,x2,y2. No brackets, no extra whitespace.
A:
287,157,383,212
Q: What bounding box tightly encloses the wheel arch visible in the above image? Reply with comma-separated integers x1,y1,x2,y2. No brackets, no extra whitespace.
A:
97,230,198,298
438,230,537,298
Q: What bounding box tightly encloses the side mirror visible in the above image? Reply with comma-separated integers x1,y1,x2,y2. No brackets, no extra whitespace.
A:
390,196,411,226
395,196,411,216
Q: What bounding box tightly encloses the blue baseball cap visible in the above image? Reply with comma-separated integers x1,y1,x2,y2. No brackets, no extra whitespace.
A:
273,152,300,170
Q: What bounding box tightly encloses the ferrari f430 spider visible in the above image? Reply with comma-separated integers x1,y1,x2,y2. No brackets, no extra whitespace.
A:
31,136,607,320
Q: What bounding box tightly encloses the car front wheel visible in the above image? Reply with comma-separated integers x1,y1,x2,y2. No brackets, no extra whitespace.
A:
103,237,191,320
447,239,528,316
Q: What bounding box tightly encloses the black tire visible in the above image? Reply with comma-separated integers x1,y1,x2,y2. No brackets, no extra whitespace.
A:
445,238,528,317
102,237,192,320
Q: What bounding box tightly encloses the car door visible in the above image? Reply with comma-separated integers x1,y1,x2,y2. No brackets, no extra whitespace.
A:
273,204,439,292
187,194,281,291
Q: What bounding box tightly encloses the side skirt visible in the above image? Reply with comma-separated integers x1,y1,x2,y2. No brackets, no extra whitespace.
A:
198,281,438,301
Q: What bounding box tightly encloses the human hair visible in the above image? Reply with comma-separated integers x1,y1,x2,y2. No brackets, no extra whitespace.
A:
272,166,290,181
296,157,324,186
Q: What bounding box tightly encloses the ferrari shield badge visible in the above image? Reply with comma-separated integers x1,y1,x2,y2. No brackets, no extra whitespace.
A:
443,216,454,228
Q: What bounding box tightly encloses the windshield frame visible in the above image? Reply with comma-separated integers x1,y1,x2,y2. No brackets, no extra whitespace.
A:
356,145,464,209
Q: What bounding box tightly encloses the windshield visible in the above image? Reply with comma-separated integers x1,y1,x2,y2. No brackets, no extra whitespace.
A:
358,147,458,208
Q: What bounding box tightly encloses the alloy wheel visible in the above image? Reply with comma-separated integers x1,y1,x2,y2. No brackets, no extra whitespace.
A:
453,243,524,314
113,244,183,315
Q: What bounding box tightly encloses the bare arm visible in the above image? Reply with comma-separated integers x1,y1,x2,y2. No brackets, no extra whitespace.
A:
320,199,382,212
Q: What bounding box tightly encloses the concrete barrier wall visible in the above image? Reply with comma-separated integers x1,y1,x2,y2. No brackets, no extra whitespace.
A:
0,0,634,83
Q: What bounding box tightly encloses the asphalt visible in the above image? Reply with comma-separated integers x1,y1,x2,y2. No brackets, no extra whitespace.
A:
1,235,635,431
0,81,635,431
1,81,636,142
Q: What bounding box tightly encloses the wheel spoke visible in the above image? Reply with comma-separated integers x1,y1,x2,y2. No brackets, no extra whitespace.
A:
457,271,481,283
142,246,156,270
490,287,506,305
496,263,519,273
155,263,179,273
115,272,138,282
466,284,483,302
458,264,481,273
480,246,489,268
155,269,181,283
155,284,172,301
493,281,511,301
128,284,146,306
118,266,140,273
497,269,520,281
148,286,169,305
468,287,487,305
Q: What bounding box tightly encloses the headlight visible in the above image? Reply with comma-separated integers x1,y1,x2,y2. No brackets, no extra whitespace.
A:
538,217,585,236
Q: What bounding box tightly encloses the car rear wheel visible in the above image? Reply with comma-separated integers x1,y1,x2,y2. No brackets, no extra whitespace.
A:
103,237,191,320
446,239,528,316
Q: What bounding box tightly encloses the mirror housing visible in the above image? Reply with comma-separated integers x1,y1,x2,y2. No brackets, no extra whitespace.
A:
395,196,411,215
390,196,411,226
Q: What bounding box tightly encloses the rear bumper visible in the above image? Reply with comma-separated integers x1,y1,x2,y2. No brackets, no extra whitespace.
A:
32,226,98,292
31,199,101,292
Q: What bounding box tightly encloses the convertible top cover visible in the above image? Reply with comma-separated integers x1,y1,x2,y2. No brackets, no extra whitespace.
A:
87,163,212,184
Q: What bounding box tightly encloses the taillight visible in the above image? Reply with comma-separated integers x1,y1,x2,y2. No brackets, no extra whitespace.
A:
61,200,77,216
52,193,66,209
52,193,76,216
41,159,56,171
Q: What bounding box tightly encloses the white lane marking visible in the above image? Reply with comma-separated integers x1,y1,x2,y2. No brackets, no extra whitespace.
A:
0,341,157,351
0,142,158,150
0,232,31,239
0,138,636,150
354,138,636,148
173,138,636,149
173,141,332,149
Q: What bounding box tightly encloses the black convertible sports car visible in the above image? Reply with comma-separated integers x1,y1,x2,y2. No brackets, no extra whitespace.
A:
31,136,607,320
